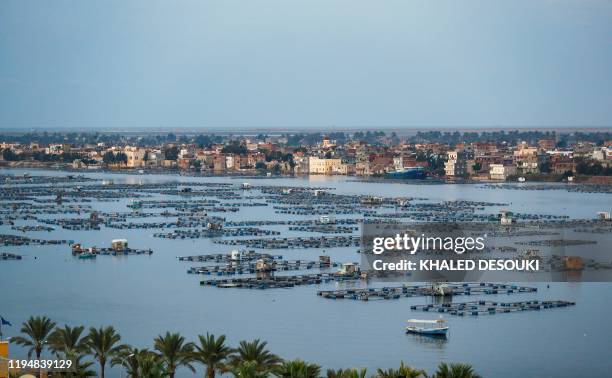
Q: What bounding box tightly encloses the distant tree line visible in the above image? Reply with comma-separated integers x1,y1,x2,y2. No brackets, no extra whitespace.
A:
1,149,94,164
410,130,611,147
1,130,610,149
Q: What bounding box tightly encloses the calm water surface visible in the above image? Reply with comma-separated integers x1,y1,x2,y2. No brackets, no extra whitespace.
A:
1,169,611,377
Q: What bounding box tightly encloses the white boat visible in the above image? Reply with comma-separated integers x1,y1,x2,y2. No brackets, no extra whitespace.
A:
406,318,448,336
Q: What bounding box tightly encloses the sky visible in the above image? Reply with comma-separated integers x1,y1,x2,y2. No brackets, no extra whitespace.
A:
1,0,611,130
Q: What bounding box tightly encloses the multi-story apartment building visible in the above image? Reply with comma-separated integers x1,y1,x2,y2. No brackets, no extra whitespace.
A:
444,150,471,177
489,164,517,180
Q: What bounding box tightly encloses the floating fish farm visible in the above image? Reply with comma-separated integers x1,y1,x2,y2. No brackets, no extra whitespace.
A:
214,235,361,249
188,259,342,275
154,227,280,239
200,272,361,289
178,251,282,262
317,283,537,301
410,300,576,316
1,234,72,246
1,252,22,260
1,172,606,315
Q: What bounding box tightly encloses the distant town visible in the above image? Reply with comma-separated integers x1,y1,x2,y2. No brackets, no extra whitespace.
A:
1,130,611,183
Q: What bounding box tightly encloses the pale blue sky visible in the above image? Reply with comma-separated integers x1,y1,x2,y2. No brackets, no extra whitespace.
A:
1,0,611,130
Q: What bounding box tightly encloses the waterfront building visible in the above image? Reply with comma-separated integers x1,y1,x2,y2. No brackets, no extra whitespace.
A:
124,146,146,168
309,157,342,175
489,164,517,180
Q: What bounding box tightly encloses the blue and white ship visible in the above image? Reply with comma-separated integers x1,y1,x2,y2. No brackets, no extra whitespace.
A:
385,166,426,179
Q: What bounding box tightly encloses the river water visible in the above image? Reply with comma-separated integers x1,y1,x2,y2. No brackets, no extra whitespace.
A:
1,169,610,377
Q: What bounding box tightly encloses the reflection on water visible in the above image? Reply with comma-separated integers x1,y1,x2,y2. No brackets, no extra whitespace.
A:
405,333,448,350
430,295,455,306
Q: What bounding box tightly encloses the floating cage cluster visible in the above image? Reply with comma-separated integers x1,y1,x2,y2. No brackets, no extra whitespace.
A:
200,272,361,289
188,259,340,275
1,234,72,246
215,235,361,249
178,251,282,262
1,252,22,260
154,227,280,239
318,283,537,301
410,300,576,316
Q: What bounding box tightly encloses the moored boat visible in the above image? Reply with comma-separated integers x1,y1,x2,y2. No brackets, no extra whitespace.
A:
385,166,426,179
78,252,96,259
406,318,448,336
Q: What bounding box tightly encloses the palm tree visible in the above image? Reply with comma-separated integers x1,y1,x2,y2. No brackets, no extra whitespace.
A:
376,362,427,378
326,369,345,378
228,339,282,373
138,351,168,378
232,360,270,378
48,325,93,377
153,331,195,378
275,359,321,378
113,347,165,378
433,363,481,378
192,333,234,378
66,354,97,378
48,325,88,358
326,368,367,378
85,326,127,378
112,347,145,377
376,368,400,378
12,316,56,358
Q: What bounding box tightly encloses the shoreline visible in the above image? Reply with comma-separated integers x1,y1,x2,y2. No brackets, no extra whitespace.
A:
2,161,611,186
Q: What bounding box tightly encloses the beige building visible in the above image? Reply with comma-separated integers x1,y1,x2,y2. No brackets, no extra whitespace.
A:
332,163,355,175
489,164,517,180
309,157,342,175
124,146,146,168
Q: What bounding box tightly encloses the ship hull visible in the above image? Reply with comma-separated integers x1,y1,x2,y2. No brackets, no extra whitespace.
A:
385,168,426,179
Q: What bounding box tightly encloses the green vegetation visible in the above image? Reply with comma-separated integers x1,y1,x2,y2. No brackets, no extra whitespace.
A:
192,333,233,378
154,332,195,378
221,141,248,155
7,316,483,377
575,158,612,176
102,151,127,165
85,326,128,378
12,315,56,359
164,146,179,161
